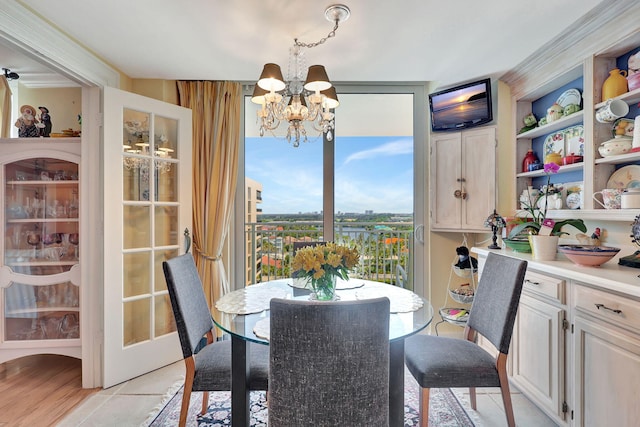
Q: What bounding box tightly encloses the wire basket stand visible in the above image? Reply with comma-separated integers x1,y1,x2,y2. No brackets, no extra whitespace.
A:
434,235,477,335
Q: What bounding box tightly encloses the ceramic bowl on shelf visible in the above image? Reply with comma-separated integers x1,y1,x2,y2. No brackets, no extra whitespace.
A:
557,245,620,267
503,238,532,253
598,136,632,157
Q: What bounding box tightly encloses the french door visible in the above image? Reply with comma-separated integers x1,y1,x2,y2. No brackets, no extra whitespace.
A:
102,87,192,387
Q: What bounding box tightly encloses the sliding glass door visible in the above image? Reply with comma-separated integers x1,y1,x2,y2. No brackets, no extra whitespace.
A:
238,84,426,293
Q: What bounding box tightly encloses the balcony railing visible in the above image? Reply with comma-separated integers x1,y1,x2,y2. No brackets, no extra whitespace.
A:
245,221,414,290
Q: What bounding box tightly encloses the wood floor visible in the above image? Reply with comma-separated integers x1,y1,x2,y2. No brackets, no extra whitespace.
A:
0,354,97,427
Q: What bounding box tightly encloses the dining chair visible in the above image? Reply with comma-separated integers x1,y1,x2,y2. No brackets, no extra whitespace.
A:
404,252,527,427
162,253,269,427
268,297,391,427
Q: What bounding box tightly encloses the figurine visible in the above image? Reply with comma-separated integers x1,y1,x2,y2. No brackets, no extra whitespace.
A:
518,113,538,134
576,228,601,246
563,103,581,116
546,102,564,123
38,106,52,137
454,246,478,270
15,105,40,137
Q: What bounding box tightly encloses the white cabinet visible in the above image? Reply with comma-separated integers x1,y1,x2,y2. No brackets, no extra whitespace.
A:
430,126,496,231
0,139,81,364
475,247,640,426
573,283,640,427
511,272,567,424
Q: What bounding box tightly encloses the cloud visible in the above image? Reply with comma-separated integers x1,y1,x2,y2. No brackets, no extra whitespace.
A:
343,138,413,165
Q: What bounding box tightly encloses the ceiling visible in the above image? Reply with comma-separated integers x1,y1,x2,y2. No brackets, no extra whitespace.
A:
3,0,604,89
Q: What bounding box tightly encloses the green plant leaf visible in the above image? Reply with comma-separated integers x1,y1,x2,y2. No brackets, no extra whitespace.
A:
507,222,540,239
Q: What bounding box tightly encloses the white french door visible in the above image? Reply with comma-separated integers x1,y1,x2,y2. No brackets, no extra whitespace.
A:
102,87,192,387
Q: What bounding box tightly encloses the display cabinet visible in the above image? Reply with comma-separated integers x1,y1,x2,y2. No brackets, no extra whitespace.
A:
503,3,640,222
0,139,81,364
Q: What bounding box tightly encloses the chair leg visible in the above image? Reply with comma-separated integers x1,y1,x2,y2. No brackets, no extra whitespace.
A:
419,387,430,427
497,353,516,427
469,387,477,410
201,391,209,415
179,358,196,427
180,376,194,427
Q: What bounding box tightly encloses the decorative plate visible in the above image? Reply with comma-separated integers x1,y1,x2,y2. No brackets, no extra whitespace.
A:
564,125,584,156
563,181,583,209
612,118,635,137
607,165,640,189
543,131,565,156
556,88,582,108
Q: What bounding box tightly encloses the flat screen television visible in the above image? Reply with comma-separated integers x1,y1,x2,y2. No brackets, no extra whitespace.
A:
429,78,492,132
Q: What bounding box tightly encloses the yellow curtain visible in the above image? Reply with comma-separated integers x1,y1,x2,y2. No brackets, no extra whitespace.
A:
0,76,12,138
176,80,240,306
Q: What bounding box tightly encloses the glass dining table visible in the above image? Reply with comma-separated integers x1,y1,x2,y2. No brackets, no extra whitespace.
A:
211,278,433,427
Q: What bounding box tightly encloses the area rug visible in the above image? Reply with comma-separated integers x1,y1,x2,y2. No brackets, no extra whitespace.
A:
147,370,481,426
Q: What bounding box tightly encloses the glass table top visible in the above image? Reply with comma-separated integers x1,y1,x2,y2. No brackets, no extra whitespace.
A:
211,279,434,344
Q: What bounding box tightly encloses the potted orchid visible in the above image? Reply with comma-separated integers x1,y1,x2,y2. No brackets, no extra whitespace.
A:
508,163,586,259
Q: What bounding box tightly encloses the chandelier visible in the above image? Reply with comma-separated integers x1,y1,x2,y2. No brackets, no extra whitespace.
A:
123,136,173,175
251,4,350,147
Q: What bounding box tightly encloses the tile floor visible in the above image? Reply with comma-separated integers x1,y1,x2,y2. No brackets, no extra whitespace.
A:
58,360,559,427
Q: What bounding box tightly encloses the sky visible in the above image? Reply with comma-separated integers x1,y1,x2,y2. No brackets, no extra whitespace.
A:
245,135,414,214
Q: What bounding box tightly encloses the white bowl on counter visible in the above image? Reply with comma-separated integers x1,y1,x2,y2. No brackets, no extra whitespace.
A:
598,136,632,157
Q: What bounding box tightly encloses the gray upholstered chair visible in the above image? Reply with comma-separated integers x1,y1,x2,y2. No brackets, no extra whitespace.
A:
404,252,527,427
163,254,269,427
268,297,391,427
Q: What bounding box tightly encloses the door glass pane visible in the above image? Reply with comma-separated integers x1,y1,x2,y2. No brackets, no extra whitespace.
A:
154,293,175,337
123,298,150,345
334,93,414,288
154,206,178,247
124,205,150,249
154,249,179,292
123,251,151,297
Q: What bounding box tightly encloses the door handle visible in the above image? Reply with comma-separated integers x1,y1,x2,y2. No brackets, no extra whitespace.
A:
184,228,191,254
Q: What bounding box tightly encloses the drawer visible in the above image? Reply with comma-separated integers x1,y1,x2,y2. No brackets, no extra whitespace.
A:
522,271,565,304
574,284,640,334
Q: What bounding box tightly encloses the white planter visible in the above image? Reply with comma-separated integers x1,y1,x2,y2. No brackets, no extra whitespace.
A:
529,235,559,261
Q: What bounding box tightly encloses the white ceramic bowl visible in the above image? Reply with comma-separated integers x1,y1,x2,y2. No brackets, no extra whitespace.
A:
558,245,620,267
598,136,632,157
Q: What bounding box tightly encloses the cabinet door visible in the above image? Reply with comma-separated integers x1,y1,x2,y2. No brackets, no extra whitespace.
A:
573,315,640,427
430,127,496,231
430,132,462,230
511,294,566,422
103,87,192,387
461,127,495,230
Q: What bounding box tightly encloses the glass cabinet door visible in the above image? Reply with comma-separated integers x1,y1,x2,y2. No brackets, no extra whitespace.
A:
3,157,80,341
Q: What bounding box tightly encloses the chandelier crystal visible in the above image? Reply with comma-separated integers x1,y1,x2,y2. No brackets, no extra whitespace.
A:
251,4,349,147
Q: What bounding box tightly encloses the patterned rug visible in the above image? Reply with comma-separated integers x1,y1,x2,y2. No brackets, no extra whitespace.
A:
147,370,481,426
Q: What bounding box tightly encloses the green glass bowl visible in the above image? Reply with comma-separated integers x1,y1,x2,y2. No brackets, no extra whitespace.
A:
503,238,532,253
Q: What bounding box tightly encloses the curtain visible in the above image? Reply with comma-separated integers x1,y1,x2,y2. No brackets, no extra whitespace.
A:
176,80,241,306
0,76,12,138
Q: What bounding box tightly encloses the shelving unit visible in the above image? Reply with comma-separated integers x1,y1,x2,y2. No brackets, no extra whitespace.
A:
507,28,640,220
0,139,81,363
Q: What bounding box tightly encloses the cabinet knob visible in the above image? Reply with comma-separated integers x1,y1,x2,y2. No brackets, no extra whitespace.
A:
453,189,468,200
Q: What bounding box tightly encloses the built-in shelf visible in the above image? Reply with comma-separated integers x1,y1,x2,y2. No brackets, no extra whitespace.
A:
516,111,584,140
516,162,583,178
515,208,640,222
595,87,640,109
595,152,640,165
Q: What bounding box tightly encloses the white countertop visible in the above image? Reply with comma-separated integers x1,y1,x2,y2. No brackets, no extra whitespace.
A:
472,246,640,299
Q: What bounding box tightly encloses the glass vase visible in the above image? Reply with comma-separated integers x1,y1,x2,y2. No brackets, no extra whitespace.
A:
309,274,337,301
